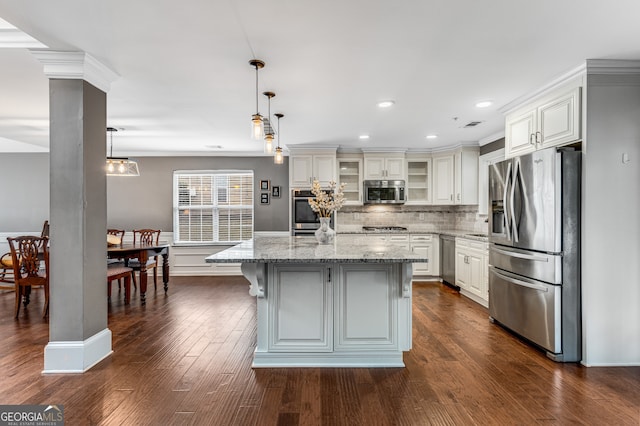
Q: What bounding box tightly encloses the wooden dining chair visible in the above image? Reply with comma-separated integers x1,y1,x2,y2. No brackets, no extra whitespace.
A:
0,251,16,289
0,220,48,287
107,228,126,288
129,229,161,289
7,235,49,318
107,228,125,245
107,264,133,304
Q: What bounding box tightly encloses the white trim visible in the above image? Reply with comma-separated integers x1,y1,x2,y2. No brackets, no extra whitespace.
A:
43,328,113,374
251,350,405,368
253,231,290,238
499,63,586,115
30,50,119,93
479,130,505,146
586,59,640,75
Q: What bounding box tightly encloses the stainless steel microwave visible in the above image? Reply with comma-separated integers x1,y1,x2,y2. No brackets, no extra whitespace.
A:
363,180,406,204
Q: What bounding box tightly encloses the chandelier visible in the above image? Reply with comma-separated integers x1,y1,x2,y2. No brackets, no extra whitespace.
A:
106,127,140,176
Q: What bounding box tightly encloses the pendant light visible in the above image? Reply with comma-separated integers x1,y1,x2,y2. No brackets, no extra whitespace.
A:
263,91,275,154
106,127,140,176
249,59,265,140
274,113,284,165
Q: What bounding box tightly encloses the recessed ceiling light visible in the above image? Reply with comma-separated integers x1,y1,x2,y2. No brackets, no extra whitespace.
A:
359,135,370,140
377,100,395,108
475,100,493,108
426,134,437,139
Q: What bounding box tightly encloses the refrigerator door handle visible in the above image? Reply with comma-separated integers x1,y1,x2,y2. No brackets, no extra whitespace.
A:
491,246,549,262
510,160,519,243
490,267,549,292
503,162,512,241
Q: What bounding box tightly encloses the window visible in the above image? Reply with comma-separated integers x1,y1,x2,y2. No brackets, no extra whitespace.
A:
173,171,254,244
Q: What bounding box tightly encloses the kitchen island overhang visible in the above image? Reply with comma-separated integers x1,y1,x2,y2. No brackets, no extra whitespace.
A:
205,235,427,368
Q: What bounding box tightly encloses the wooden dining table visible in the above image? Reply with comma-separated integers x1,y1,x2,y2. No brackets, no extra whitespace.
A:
107,243,170,304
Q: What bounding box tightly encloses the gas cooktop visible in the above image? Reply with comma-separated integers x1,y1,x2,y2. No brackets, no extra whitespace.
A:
362,226,408,232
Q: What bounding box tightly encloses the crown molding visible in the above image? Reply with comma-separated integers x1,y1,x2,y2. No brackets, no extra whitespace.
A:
499,62,586,115
29,50,119,93
586,59,640,74
0,28,47,48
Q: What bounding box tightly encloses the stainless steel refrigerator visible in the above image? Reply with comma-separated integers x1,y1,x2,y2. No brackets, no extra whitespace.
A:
488,147,581,362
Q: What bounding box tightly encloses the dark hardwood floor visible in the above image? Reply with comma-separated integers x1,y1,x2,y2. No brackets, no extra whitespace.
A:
0,277,638,425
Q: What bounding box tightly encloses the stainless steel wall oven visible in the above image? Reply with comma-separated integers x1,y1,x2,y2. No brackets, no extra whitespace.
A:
291,189,334,235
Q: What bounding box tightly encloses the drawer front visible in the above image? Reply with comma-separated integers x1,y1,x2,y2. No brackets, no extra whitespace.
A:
410,234,433,242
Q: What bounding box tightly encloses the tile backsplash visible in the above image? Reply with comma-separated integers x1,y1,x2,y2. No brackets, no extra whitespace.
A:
337,204,487,233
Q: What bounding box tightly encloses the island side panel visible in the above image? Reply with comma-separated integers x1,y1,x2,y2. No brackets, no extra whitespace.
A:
335,264,398,351
268,264,332,352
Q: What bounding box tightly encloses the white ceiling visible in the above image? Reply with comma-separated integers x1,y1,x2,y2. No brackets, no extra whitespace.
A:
1,1,640,156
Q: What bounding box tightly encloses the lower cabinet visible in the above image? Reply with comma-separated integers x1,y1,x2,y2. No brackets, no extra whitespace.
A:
410,234,439,277
455,237,489,307
269,264,332,352
334,264,399,350
267,263,409,355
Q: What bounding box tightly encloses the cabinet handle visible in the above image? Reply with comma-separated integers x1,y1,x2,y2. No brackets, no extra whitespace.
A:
327,268,331,283
529,133,535,145
450,194,453,201
535,131,541,145
457,193,460,201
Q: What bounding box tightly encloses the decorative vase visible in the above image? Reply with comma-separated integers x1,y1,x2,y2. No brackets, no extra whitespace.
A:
315,217,335,244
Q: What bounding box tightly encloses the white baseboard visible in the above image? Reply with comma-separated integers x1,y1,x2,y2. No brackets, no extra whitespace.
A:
43,328,113,374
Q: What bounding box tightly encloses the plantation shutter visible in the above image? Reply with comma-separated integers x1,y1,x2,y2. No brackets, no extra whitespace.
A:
173,171,254,243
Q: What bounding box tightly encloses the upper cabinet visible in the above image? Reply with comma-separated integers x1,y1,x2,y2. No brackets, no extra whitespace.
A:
432,154,454,204
337,157,363,205
405,156,432,205
363,153,405,180
505,85,581,158
432,147,478,205
289,148,337,188
454,148,479,205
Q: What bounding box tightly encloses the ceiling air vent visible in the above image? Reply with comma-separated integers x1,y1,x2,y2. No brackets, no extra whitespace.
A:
463,121,482,128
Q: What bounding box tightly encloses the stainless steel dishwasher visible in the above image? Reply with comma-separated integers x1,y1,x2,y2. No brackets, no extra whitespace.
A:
440,234,457,288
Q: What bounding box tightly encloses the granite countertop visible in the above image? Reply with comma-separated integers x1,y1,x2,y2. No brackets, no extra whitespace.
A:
205,235,428,264
336,226,488,242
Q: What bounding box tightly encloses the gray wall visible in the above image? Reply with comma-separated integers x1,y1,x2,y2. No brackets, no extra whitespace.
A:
0,154,290,233
582,71,640,365
0,153,50,231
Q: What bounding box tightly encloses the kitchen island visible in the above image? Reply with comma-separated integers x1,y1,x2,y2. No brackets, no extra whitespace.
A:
205,235,427,368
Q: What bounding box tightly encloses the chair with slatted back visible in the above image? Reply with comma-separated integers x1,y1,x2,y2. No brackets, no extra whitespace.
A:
129,229,161,289
107,228,127,288
7,235,49,318
1,220,48,289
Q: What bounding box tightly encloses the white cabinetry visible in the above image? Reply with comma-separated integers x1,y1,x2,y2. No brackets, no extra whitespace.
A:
433,148,479,205
410,234,439,277
405,156,432,204
337,157,363,205
505,86,581,158
366,233,410,250
454,237,489,307
454,148,479,204
432,154,454,204
269,264,332,352
478,148,505,216
363,153,405,180
289,149,337,188
335,264,399,351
